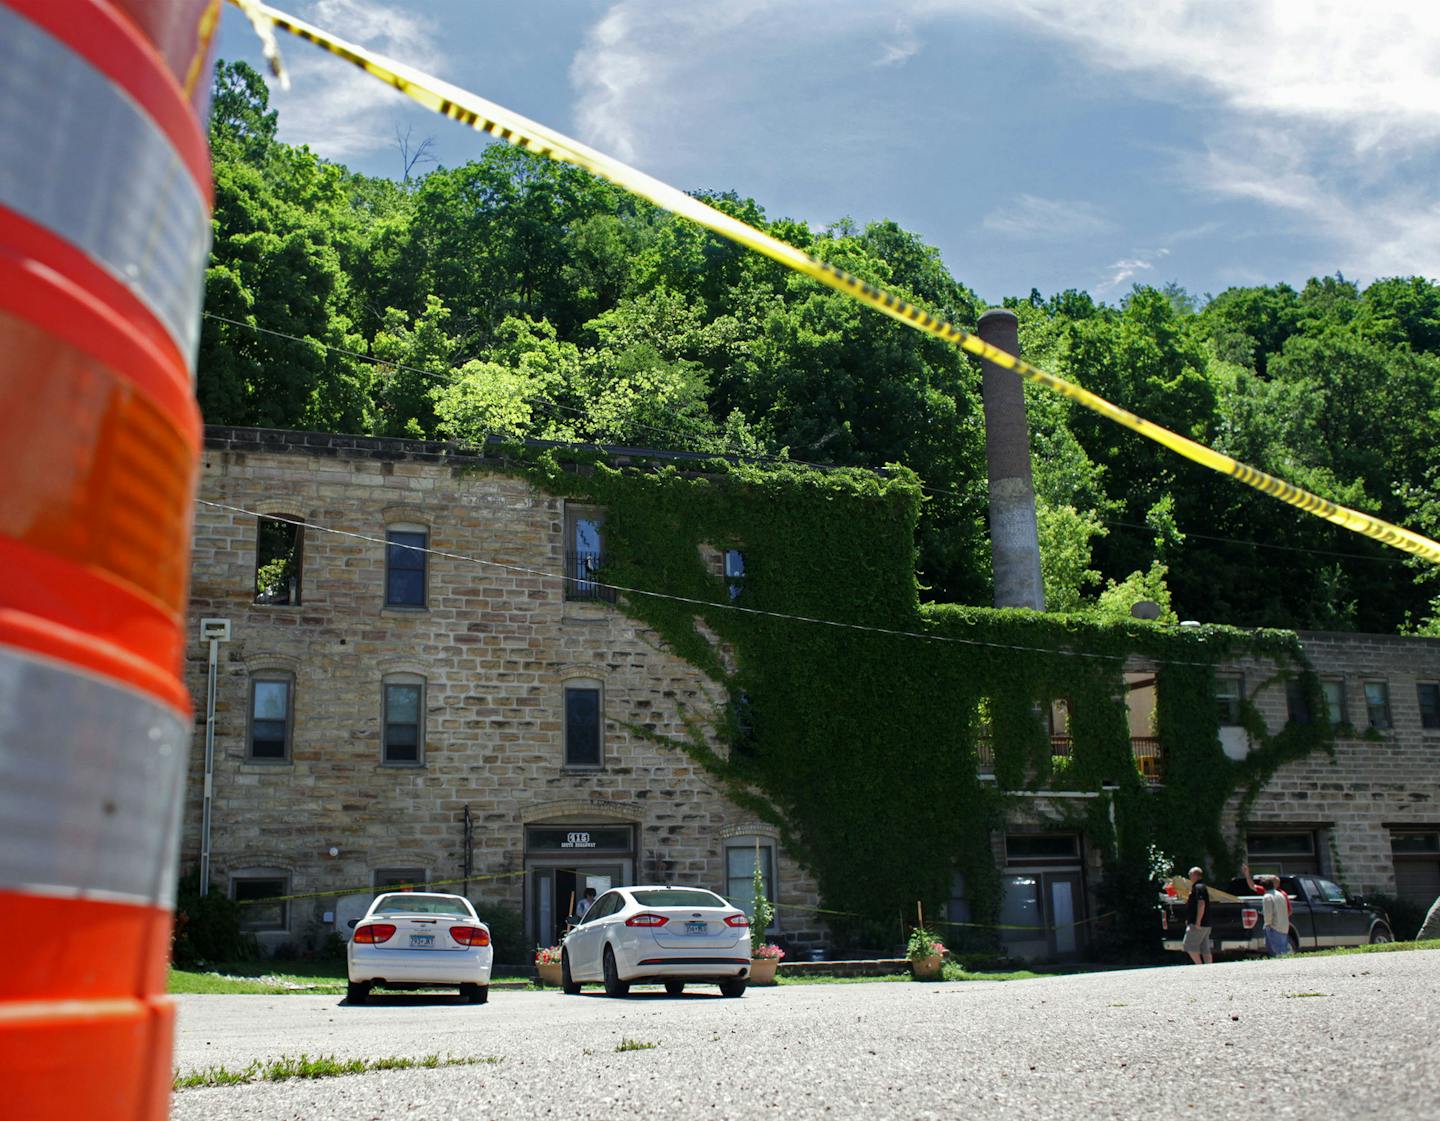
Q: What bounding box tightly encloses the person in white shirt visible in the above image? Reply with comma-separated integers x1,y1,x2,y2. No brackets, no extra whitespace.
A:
1261,876,1292,956
574,887,597,919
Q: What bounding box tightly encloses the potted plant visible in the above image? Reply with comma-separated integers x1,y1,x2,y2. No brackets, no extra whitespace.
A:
907,927,946,981
748,854,782,984
534,944,563,987
750,941,785,985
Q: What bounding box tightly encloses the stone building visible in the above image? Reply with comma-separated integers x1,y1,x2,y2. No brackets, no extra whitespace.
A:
1223,631,1440,911
184,426,821,956
183,426,1440,959
980,634,1440,958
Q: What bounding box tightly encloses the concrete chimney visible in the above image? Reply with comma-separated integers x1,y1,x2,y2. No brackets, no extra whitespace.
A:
977,308,1045,610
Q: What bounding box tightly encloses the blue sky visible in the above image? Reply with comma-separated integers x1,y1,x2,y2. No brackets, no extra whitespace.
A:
216,1,1440,305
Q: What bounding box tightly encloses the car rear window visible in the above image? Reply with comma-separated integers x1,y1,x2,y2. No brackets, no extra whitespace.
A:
630,889,727,909
372,894,472,916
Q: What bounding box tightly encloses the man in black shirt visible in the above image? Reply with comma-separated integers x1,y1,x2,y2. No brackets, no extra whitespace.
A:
1182,866,1213,964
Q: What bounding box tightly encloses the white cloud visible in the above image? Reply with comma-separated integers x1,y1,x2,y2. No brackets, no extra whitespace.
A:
982,194,1113,240
1182,128,1440,280
1096,248,1168,293
266,0,441,159
874,21,921,68
563,1,1440,283
940,0,1440,281
570,2,772,164
983,0,1440,153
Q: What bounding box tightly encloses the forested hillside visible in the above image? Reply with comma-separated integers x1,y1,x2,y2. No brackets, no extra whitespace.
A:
199,62,1440,635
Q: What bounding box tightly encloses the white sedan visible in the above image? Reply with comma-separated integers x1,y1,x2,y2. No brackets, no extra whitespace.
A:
559,885,751,997
346,892,493,1004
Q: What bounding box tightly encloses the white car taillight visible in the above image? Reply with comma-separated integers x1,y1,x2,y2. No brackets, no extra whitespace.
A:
353,923,396,944
625,913,669,927
724,914,750,928
450,925,491,947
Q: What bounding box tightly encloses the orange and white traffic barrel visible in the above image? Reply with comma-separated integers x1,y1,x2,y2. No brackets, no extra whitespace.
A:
0,1,215,1118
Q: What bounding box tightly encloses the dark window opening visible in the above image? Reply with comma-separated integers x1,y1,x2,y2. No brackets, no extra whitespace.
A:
1285,679,1313,726
386,530,428,607
724,548,746,601
565,686,602,767
1364,681,1392,730
1392,831,1440,855
1006,834,1080,861
1418,683,1440,730
374,867,427,891
383,682,423,764
249,677,291,760
730,690,756,757
232,876,288,931
1321,679,1346,726
1247,832,1315,856
565,508,613,602
1215,674,1244,726
255,517,303,605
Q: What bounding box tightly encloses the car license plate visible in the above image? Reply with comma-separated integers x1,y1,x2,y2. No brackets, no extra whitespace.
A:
409,933,434,947
685,921,707,934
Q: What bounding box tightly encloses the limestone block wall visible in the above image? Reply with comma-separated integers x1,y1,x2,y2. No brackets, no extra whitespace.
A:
1222,631,1440,896
182,427,820,953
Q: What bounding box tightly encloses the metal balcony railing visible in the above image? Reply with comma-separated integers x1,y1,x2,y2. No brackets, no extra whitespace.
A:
974,734,1163,785
564,551,616,603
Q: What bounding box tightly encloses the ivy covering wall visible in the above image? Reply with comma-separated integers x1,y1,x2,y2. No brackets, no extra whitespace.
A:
476,447,1333,951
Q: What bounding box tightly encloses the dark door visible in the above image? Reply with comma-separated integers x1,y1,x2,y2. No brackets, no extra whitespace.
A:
1299,876,1347,946
1316,876,1370,941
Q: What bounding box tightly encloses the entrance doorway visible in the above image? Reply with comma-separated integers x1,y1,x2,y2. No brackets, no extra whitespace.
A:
524,824,635,947
531,864,625,947
998,833,1087,961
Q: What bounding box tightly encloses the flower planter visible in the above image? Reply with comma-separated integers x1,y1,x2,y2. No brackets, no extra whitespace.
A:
535,960,563,987
910,953,944,981
749,957,780,985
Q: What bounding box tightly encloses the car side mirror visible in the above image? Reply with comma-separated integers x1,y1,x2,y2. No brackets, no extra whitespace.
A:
347,918,359,929
1348,895,1365,907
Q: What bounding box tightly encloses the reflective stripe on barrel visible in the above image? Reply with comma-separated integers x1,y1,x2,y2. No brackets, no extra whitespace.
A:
0,646,188,1120
0,2,212,367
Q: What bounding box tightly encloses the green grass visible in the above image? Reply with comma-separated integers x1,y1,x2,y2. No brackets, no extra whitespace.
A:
167,962,347,991
173,1052,499,1089
775,972,910,985
772,964,1046,985
169,961,533,995
942,964,1046,982
1305,938,1440,959
614,1039,657,1053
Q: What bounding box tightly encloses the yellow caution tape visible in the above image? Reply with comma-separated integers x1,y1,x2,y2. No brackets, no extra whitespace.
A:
183,0,224,98
231,868,527,908
226,0,1440,566
774,899,1115,933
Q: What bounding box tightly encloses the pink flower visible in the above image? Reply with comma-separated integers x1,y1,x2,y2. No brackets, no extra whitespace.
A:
752,944,785,960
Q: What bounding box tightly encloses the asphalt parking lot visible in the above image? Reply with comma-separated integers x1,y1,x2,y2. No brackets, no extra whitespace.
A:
170,949,1440,1120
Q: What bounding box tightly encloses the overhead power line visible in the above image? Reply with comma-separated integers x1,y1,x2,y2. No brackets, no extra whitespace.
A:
202,311,1412,566
197,497,1223,668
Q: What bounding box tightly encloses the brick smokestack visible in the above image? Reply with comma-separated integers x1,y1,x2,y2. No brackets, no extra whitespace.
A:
978,308,1045,610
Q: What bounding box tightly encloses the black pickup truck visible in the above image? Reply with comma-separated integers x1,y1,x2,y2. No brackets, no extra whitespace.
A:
1160,874,1394,955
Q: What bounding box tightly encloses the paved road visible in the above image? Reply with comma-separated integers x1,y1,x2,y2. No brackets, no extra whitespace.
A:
170,950,1440,1120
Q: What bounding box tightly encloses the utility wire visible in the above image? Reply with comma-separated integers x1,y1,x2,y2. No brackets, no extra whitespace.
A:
198,497,1224,668
202,311,1409,566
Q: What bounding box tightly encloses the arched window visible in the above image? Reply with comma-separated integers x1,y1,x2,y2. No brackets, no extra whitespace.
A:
563,678,604,769
248,672,294,761
382,673,426,765
385,522,428,608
